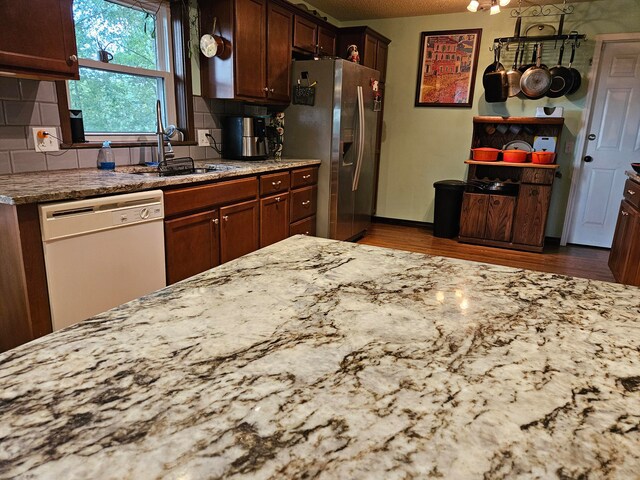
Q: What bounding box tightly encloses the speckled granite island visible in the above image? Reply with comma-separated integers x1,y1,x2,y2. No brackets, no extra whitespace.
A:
1,236,639,479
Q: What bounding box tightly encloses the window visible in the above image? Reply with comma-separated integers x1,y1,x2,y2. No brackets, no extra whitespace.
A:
68,0,175,139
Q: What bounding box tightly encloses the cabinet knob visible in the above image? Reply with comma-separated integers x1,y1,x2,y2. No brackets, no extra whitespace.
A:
69,54,78,63
272,180,282,187
304,231,310,235
269,88,275,93
275,196,281,203
263,87,269,92
302,174,312,180
302,200,311,207
622,211,629,216
223,215,229,221
628,189,636,196
212,218,219,225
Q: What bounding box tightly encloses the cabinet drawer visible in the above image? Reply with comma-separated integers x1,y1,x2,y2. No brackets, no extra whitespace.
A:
290,186,317,223
521,168,555,185
164,177,258,217
260,171,290,196
291,167,318,188
290,216,316,237
624,179,640,210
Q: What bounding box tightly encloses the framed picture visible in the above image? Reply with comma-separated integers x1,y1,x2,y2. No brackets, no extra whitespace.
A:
415,29,482,108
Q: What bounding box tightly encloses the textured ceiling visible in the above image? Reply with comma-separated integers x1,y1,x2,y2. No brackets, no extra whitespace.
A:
301,0,598,21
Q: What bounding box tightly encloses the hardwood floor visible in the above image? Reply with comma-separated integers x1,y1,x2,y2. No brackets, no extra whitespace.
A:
358,222,616,283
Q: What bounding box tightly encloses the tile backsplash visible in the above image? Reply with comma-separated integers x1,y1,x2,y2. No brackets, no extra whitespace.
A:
0,77,262,175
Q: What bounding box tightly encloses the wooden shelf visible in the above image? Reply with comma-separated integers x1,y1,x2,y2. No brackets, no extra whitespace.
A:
465,160,559,169
472,116,564,125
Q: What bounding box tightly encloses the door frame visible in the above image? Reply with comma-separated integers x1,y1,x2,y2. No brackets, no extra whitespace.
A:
561,32,640,246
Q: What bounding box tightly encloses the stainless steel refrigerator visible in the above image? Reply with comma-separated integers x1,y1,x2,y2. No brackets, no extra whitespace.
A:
284,59,380,241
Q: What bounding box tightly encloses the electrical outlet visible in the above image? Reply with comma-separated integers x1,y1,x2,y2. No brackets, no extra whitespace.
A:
197,129,211,147
32,127,60,152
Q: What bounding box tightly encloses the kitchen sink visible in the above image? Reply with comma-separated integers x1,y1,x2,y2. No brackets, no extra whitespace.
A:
118,164,241,177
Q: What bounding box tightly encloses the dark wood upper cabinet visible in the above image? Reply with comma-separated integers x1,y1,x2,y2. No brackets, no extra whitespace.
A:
266,2,293,103
337,26,391,80
0,0,79,80
317,27,337,57
200,0,294,102
293,15,317,53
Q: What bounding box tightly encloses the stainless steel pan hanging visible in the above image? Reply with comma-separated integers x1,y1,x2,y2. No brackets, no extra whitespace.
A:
520,44,552,99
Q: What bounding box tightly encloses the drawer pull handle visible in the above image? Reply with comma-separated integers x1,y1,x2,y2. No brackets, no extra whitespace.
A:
223,215,229,221
275,196,281,203
628,189,636,196
69,54,78,63
302,174,312,180
302,200,311,207
304,231,310,235
622,211,629,216
212,218,219,225
272,180,282,187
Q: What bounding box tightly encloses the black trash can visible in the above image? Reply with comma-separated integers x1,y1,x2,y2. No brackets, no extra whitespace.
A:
433,180,466,238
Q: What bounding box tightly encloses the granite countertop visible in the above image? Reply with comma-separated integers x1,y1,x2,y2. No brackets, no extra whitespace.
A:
0,158,321,205
1,236,639,479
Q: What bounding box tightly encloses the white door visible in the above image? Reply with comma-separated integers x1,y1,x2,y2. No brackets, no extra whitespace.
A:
567,40,640,247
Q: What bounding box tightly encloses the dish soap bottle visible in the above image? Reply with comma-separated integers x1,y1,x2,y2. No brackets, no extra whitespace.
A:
97,141,115,170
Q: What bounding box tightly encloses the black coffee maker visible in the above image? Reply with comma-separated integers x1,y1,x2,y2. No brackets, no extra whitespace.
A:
222,116,269,160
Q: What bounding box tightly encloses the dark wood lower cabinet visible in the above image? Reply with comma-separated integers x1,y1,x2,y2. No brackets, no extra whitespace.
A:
459,193,488,238
165,210,220,284
512,184,551,246
220,200,260,263
290,215,316,236
485,195,515,242
609,198,640,286
260,193,289,247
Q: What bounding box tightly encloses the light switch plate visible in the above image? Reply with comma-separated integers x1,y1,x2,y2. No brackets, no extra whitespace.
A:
197,129,211,147
32,127,60,152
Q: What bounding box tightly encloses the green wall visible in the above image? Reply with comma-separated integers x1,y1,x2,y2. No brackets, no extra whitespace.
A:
340,0,640,236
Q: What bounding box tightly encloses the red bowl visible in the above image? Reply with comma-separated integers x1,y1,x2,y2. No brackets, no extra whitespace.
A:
532,151,556,164
502,149,528,163
471,148,500,161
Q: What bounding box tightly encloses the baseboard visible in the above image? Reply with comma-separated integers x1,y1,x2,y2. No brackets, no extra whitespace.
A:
372,216,433,229
372,216,562,247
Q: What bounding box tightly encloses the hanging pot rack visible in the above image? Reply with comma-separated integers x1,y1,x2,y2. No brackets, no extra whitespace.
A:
491,0,585,51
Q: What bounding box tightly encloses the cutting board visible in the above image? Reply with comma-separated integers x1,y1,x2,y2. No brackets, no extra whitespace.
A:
533,136,557,152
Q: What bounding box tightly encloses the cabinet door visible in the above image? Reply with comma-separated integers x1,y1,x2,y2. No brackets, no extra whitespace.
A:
266,2,292,103
608,201,640,284
512,184,552,246
235,0,267,99
293,15,317,53
459,193,488,238
220,199,259,263
363,35,378,69
260,193,290,247
165,210,220,285
375,41,388,80
290,215,316,237
485,195,516,242
0,0,79,80
317,26,337,57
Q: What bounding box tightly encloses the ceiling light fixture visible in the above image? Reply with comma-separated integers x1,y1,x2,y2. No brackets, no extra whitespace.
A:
466,0,511,14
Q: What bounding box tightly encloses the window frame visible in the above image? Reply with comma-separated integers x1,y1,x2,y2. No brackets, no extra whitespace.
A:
62,0,186,144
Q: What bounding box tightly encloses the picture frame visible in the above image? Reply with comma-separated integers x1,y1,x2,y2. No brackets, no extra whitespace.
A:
414,28,483,108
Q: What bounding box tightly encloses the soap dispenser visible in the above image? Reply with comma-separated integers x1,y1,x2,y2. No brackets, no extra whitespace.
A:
97,141,115,170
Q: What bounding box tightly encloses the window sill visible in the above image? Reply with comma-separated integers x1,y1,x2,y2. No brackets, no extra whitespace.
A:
61,140,198,149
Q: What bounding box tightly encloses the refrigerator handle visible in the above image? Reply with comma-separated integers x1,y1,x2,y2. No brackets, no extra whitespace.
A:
352,85,365,191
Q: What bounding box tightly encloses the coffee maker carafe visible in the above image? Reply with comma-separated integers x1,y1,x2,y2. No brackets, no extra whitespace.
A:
222,116,269,160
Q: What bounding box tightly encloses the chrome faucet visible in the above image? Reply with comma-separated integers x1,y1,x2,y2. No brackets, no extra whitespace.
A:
156,100,174,164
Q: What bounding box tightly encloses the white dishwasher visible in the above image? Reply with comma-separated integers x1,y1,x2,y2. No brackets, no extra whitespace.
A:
39,190,166,331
